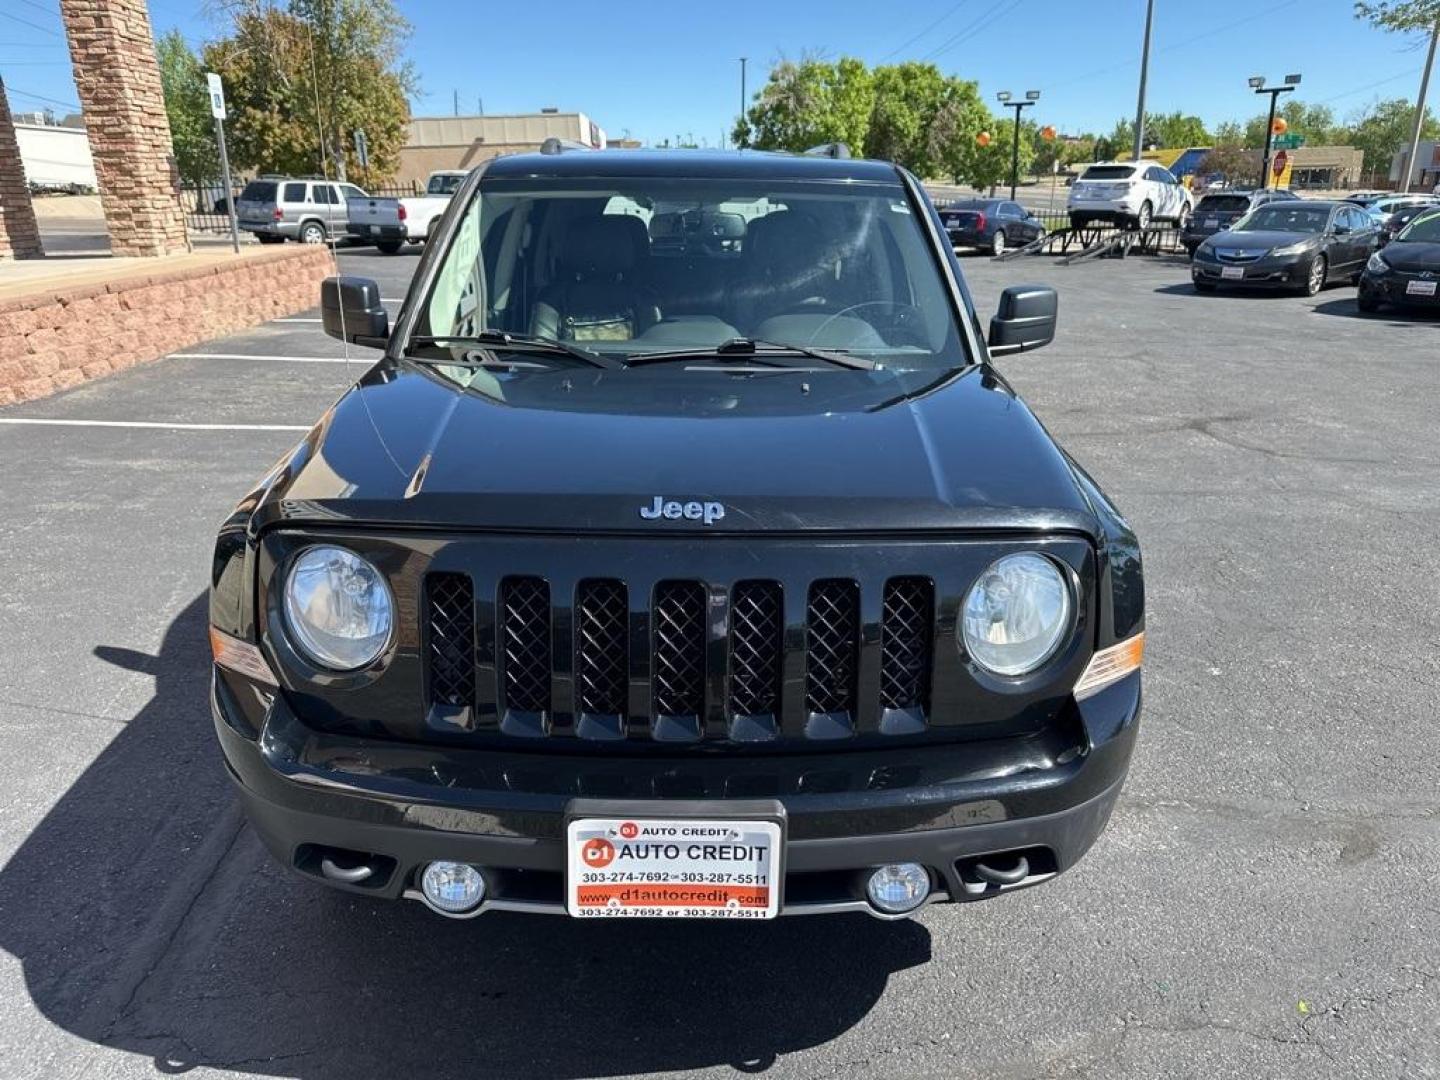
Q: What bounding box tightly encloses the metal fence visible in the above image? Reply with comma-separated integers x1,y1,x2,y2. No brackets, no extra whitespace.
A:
179,180,423,234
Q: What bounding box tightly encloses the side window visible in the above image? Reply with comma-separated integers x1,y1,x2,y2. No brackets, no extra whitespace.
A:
1003,202,1024,218
282,182,306,203
1351,208,1372,230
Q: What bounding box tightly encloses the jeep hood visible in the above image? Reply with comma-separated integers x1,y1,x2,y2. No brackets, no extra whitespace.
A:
252,360,1101,537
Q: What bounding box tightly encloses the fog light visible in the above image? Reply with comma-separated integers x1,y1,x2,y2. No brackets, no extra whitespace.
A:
420,861,486,914
865,863,931,915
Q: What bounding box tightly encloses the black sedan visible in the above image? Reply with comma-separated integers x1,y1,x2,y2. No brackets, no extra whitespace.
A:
941,199,1046,255
1191,201,1380,296
1180,189,1298,255
1379,202,1436,245
1358,207,1440,313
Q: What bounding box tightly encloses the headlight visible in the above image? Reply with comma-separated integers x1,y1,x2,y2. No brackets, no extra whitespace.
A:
1366,252,1390,274
1270,239,1316,257
283,546,394,670
960,553,1073,676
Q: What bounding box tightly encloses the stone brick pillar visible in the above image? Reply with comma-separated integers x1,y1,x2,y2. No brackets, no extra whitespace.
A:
0,79,44,260
60,0,188,257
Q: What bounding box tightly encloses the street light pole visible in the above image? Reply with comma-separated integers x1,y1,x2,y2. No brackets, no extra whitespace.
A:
1133,0,1155,160
996,91,1039,201
738,57,748,128
1400,19,1438,193
1249,74,1300,189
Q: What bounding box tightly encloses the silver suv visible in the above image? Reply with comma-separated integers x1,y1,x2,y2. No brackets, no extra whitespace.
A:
235,177,369,245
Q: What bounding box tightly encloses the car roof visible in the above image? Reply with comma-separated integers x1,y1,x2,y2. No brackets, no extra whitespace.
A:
484,149,903,183
1084,160,1143,170
950,198,1004,207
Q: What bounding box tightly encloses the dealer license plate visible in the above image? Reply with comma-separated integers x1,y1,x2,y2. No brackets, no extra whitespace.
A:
566,817,782,919
1405,280,1437,297
1221,266,1245,280
1204,217,1218,228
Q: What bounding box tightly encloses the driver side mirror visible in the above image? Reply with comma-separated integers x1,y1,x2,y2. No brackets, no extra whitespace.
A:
321,276,389,347
988,285,1057,356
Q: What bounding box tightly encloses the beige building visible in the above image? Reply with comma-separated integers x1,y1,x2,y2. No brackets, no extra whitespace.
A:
395,110,608,188
1287,145,1365,191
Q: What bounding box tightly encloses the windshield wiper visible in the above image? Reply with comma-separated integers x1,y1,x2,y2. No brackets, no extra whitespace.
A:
625,337,880,371
405,331,621,369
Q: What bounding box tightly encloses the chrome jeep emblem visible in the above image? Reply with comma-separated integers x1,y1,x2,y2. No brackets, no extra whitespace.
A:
640,496,726,525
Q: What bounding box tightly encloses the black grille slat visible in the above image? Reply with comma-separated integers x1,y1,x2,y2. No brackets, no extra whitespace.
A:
880,578,933,712
806,580,860,715
729,581,783,718
426,573,475,707
652,581,707,718
576,580,628,716
500,577,551,714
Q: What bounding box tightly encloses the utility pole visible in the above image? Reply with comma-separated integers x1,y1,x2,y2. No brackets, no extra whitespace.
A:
453,89,459,117
1132,0,1155,160
1401,19,1439,192
1249,73,1301,189
996,90,1040,201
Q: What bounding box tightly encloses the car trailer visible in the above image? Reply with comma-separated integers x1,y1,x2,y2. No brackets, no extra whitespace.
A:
990,221,1187,264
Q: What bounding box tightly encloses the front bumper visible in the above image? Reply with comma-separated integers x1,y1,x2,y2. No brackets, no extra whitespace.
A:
213,666,1142,918
1359,268,1440,308
1191,251,1311,288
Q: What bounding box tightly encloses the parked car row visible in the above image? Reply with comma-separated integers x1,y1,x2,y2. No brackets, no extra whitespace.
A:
1187,195,1440,313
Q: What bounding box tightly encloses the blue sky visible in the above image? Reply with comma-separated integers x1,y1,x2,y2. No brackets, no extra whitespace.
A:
2,0,1435,144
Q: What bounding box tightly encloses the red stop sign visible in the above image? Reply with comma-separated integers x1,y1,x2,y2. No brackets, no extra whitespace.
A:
1272,150,1288,178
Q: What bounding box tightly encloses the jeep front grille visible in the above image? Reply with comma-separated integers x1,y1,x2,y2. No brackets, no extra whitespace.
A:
880,577,933,712
422,572,940,745
499,576,551,716
652,581,707,722
728,580,783,719
575,579,628,718
805,579,860,717
425,572,475,707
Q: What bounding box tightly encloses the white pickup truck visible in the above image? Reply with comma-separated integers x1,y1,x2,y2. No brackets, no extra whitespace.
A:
345,169,468,254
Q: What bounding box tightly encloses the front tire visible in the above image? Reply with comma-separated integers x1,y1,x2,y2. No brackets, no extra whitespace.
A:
1301,255,1327,297
1134,201,1153,230
299,221,327,245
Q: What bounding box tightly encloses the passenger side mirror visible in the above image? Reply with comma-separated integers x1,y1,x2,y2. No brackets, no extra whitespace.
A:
321,276,389,347
1332,222,1351,235
988,285,1057,356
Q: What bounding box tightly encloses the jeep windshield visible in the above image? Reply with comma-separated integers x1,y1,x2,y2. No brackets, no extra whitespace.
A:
411,174,969,374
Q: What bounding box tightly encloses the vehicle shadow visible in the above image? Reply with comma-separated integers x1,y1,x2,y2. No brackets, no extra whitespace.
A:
0,595,929,1079
1309,297,1440,324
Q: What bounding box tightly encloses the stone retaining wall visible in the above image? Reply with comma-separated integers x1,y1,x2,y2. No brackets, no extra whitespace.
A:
0,244,334,405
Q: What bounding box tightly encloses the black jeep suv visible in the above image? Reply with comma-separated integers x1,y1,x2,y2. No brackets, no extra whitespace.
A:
209,148,1144,922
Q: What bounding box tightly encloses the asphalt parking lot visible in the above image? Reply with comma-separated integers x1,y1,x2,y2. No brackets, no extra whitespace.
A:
1,239,1437,1080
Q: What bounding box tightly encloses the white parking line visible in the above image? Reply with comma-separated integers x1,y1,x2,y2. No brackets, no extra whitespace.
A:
169,352,358,364
271,317,322,323
0,418,309,432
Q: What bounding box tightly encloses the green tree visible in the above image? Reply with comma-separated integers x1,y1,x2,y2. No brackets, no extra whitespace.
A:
958,116,1036,192
156,30,220,197
1212,119,1245,145
203,0,414,185
1196,144,1258,187
1346,96,1440,173
1355,0,1440,30
1149,111,1210,148
864,62,950,173
1242,100,1343,148
735,56,874,153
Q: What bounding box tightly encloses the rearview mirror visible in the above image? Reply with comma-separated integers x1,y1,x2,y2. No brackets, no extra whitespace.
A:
321,276,389,347
988,285,1057,356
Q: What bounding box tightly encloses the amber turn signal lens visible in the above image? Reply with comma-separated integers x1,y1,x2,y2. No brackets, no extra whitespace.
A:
1073,632,1144,700
209,626,279,687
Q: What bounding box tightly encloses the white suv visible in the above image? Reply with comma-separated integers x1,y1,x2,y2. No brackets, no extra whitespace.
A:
1067,161,1193,230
